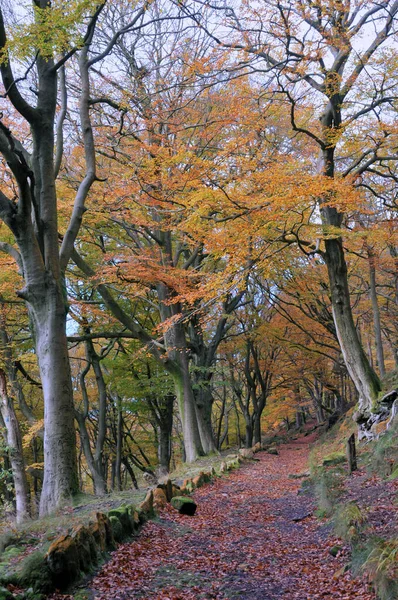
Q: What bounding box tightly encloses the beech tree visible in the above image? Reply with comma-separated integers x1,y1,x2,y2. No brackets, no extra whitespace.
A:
180,0,398,429
0,0,151,515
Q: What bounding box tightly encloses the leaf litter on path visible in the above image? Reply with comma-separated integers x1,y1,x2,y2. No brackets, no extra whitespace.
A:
55,435,376,599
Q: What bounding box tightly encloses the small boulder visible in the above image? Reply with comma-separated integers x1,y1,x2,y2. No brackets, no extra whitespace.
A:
109,516,123,542
96,512,114,548
46,535,80,587
108,506,133,535
192,472,206,488
220,461,228,473
253,442,262,453
153,487,167,510
157,477,173,502
329,545,342,557
267,447,279,455
171,496,197,516
180,479,193,494
71,525,95,571
171,484,181,498
138,490,154,518
239,448,254,460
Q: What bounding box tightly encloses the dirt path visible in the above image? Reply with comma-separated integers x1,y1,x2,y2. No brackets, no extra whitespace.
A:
89,435,375,600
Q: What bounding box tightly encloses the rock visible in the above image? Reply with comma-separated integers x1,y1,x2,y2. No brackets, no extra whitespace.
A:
192,472,206,488
138,490,154,518
96,512,114,548
226,459,240,470
291,511,312,522
171,496,197,516
288,471,310,479
181,479,193,494
253,442,262,453
220,461,228,473
267,447,279,455
46,535,80,587
71,525,95,571
108,506,133,535
157,477,173,502
226,453,239,460
329,545,342,557
239,448,254,460
171,484,181,498
153,487,167,509
109,516,123,542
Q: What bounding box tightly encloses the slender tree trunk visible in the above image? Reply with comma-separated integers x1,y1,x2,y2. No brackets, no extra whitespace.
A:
75,414,107,496
115,396,123,491
0,370,30,523
368,253,385,378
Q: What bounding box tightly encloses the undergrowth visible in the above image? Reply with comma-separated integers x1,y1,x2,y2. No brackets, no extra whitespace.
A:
310,413,398,600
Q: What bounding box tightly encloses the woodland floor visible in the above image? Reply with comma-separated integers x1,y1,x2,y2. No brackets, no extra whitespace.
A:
56,432,379,600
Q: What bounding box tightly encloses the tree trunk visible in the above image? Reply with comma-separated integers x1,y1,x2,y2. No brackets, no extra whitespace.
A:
115,396,123,491
0,370,30,523
323,232,381,414
368,254,385,378
75,413,107,496
194,387,217,454
30,299,79,516
253,412,262,446
244,415,253,448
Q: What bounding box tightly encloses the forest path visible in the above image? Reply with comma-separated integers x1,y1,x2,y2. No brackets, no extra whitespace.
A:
89,434,374,600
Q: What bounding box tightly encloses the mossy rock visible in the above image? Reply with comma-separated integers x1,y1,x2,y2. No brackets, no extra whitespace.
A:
108,506,133,535
109,516,124,542
71,525,96,572
323,452,346,466
170,497,197,516
126,505,140,530
46,535,80,589
16,551,54,593
96,512,114,549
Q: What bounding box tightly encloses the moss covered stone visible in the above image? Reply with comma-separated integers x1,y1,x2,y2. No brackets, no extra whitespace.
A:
109,516,123,542
46,535,80,589
108,506,132,535
71,525,96,572
171,496,197,516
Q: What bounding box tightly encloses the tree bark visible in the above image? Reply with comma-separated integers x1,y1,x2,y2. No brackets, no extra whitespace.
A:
0,370,30,523
368,253,385,378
